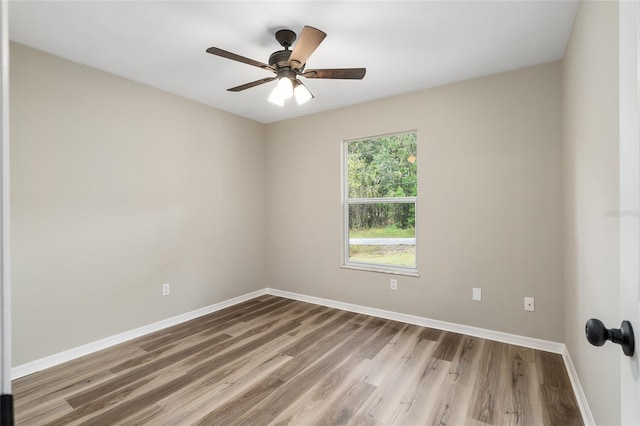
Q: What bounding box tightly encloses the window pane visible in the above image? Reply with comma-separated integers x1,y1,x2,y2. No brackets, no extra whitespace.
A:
347,133,417,199
348,203,416,268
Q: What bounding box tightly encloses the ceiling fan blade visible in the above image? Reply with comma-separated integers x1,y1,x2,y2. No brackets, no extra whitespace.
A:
289,26,327,70
206,47,275,72
228,77,276,92
302,68,367,79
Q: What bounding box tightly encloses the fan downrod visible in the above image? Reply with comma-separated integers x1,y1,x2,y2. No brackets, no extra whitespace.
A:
275,29,296,49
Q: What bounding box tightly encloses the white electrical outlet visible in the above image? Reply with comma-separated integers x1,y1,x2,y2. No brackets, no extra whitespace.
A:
390,279,398,291
472,288,482,302
524,297,534,311
162,283,170,296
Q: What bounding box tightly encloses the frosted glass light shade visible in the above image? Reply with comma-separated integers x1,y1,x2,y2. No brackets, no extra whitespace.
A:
294,82,313,105
276,77,293,99
268,77,294,106
268,77,313,106
268,87,285,106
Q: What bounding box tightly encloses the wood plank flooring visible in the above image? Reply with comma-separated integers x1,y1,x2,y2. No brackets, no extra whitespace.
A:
13,296,583,425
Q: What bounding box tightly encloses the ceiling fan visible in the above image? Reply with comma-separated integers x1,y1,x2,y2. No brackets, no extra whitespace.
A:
206,26,366,106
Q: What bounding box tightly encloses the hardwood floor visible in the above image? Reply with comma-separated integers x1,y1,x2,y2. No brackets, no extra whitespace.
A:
13,296,583,425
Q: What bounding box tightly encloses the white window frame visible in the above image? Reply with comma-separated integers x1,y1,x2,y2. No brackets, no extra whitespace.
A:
341,131,419,276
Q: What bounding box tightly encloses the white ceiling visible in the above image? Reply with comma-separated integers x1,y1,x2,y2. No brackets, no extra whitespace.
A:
9,1,579,124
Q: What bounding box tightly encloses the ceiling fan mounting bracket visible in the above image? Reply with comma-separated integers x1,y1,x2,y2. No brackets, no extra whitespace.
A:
275,29,296,49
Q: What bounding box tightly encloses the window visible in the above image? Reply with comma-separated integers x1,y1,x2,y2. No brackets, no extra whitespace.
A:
343,131,418,275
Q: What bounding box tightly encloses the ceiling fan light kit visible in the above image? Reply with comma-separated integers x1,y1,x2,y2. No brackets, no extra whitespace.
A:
267,76,313,106
206,26,366,106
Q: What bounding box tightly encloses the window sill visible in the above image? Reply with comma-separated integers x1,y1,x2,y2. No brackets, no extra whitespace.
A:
341,264,420,278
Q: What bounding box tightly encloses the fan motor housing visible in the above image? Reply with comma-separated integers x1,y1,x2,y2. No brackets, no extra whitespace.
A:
269,50,292,68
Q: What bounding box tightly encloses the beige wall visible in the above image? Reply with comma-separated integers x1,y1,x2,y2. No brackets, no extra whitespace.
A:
266,61,564,342
10,43,267,365
562,2,621,424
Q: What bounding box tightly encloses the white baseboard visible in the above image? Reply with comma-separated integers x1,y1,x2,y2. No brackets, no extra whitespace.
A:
11,288,268,379
12,286,594,426
561,345,596,426
266,288,565,353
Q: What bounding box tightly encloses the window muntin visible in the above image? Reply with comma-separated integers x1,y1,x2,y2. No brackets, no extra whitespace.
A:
343,131,417,274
